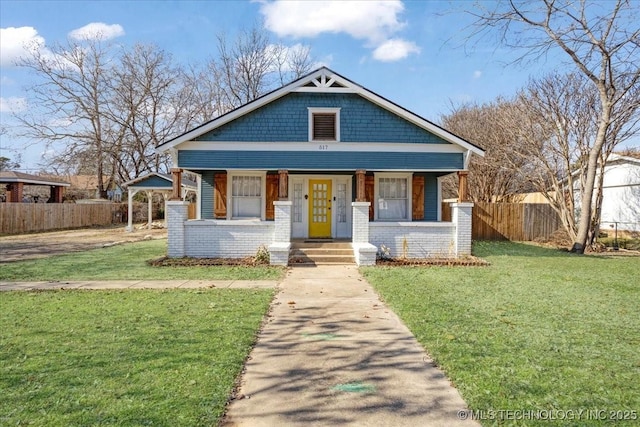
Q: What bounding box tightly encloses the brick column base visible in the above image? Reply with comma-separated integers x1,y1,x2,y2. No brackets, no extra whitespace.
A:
167,201,189,257
352,201,376,266
269,201,292,265
451,202,473,256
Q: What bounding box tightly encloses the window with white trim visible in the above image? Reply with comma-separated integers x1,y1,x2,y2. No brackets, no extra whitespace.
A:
231,175,263,219
376,175,410,220
308,108,340,142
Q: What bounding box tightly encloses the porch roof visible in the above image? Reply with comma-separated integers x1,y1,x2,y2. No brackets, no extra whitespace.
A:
123,172,196,190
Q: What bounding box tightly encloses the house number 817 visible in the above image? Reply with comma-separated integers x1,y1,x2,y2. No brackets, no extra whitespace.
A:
318,144,329,150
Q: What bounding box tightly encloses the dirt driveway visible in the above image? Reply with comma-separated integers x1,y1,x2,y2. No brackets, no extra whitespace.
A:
0,226,167,263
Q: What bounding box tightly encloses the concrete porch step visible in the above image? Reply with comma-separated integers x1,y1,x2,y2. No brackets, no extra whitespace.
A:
292,241,352,249
289,254,356,265
289,241,355,265
291,248,353,256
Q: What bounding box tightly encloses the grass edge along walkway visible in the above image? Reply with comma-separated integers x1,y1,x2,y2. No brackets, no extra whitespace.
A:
362,241,640,427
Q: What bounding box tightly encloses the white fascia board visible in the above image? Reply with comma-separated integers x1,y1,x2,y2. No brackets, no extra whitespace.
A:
178,141,466,154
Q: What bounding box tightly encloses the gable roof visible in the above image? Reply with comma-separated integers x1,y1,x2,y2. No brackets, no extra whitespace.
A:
157,67,484,156
123,172,197,189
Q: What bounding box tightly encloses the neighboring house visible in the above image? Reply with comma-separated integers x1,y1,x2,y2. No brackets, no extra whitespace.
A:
157,67,485,265
0,171,70,203
40,174,123,201
591,154,640,232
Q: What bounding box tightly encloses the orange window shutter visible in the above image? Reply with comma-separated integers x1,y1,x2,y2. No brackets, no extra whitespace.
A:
412,175,425,220
265,174,279,220
214,173,227,219
365,175,375,221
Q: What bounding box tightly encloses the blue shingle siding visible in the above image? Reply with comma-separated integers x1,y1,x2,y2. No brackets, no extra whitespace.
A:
195,93,450,144
200,171,214,219
423,173,439,221
179,150,463,171
130,175,172,188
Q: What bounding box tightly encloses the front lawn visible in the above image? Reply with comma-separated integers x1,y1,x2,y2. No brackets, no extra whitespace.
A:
0,288,274,426
362,241,640,426
0,239,284,281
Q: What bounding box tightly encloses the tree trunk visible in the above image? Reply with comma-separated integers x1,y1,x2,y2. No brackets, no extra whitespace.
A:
571,105,611,253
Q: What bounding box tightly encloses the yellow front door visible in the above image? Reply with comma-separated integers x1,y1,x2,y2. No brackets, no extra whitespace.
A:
309,180,332,238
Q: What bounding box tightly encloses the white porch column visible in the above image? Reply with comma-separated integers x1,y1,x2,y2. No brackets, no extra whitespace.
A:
451,202,474,256
269,201,292,265
352,201,377,266
146,190,154,230
125,189,139,232
166,200,189,258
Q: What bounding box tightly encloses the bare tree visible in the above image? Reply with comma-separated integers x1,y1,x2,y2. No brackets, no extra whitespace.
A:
107,44,190,183
213,24,315,110
14,25,315,192
16,37,115,198
515,73,600,242
470,0,640,253
441,98,534,202
216,26,275,108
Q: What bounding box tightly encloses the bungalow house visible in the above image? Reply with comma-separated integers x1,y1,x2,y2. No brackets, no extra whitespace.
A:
157,67,484,265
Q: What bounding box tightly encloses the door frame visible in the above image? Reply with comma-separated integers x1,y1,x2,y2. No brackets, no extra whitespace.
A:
289,174,353,239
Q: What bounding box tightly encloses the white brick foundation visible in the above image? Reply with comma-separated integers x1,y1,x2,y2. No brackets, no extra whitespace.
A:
367,202,474,259
370,222,456,258
183,220,274,258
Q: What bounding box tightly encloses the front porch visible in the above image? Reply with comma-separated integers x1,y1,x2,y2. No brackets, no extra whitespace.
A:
166,199,473,266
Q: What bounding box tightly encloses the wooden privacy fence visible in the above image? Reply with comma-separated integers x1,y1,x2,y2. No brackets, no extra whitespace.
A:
0,203,123,234
442,202,562,241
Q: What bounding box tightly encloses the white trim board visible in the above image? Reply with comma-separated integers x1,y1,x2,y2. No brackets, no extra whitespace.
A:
178,141,466,154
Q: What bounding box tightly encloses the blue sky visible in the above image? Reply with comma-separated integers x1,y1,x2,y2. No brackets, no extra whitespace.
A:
0,0,610,171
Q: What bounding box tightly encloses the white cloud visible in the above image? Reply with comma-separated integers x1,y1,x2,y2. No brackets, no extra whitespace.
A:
473,70,482,79
68,22,125,41
260,0,418,62
0,97,27,113
48,117,74,127
0,26,45,67
372,39,420,62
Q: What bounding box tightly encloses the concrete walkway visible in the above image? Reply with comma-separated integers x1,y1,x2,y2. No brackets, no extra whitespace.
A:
222,265,478,427
0,279,277,291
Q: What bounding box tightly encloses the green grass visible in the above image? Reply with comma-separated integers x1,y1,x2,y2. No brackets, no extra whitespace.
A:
362,241,640,426
0,239,284,281
0,288,274,426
